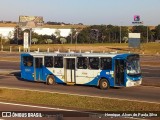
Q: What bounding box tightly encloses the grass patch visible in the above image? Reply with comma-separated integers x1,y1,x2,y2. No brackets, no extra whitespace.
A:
141,62,160,66
140,43,160,54
0,57,19,62
2,43,160,55
0,88,159,111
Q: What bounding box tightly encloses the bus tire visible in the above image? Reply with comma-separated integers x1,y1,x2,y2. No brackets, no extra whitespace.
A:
47,75,55,85
99,79,110,90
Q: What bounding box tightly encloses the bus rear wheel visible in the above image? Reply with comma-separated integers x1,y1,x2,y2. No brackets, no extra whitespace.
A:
47,75,55,85
99,79,110,90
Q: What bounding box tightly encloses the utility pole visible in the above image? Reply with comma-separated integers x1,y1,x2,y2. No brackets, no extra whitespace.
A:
0,34,2,51
30,28,32,46
147,26,149,43
120,26,122,43
70,29,73,44
17,27,18,41
75,31,78,51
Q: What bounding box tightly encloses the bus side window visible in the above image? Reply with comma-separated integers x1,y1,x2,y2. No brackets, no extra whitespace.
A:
44,56,53,67
89,57,99,70
77,57,87,69
54,56,63,68
100,57,112,70
23,56,33,67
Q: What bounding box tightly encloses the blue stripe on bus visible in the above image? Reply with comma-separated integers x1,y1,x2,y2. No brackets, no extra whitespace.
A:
42,67,65,84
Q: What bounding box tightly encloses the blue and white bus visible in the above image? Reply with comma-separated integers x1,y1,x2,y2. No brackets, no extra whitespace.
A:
20,51,142,89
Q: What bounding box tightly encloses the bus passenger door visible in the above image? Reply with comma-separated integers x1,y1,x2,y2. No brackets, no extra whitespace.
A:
115,59,125,86
34,57,43,81
65,58,76,84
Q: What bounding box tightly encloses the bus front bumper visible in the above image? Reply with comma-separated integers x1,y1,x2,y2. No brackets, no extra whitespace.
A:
126,78,142,87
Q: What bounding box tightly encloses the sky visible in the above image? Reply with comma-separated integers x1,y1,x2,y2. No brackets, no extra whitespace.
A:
0,0,160,26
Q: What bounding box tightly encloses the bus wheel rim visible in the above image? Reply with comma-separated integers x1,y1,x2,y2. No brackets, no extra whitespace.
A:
102,82,107,88
49,78,53,84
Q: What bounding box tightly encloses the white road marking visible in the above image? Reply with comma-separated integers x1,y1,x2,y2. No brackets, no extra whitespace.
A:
0,86,160,104
0,101,76,111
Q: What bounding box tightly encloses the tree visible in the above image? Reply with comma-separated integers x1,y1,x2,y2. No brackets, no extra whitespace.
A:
54,29,61,43
60,38,67,44
12,26,23,44
123,37,128,43
131,25,151,43
90,25,107,43
54,29,61,38
150,29,156,42
8,31,13,40
155,24,160,40
69,28,77,44
77,27,90,43
32,38,38,44
121,26,129,43
45,39,53,44
106,25,115,43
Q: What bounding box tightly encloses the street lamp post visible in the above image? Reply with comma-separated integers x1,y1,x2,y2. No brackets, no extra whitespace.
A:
76,32,79,45
120,25,122,43
147,26,149,43
0,34,2,51
16,28,18,44
71,32,73,44
74,31,79,51
30,28,32,46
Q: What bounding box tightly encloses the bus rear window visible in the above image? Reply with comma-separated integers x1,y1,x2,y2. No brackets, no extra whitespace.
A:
23,56,33,67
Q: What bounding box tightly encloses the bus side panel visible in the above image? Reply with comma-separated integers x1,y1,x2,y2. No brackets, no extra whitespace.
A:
100,70,115,87
79,69,101,86
85,77,100,86
85,70,114,87
42,67,65,84
21,54,34,81
21,66,34,81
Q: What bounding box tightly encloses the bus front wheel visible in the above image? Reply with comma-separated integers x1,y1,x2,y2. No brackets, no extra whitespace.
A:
47,75,55,85
99,79,110,90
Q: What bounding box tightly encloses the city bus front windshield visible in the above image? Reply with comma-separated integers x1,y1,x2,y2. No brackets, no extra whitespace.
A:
126,55,141,76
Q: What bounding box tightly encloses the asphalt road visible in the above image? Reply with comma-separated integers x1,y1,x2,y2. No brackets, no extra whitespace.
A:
0,61,19,70
142,66,160,78
140,56,160,62
0,75,159,103
0,102,136,120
